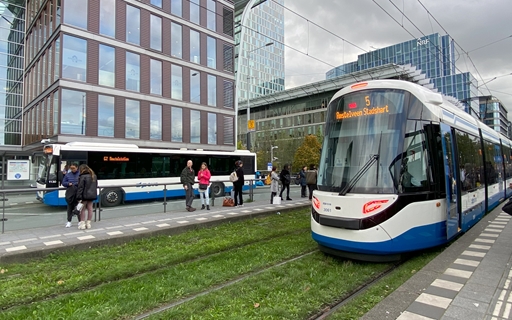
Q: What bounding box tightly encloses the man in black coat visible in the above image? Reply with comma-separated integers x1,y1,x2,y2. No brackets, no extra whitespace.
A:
180,160,196,211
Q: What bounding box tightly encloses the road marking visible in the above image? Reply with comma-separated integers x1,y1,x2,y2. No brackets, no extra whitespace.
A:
107,231,123,236
78,235,95,240
6,245,27,252
157,218,172,222
195,218,207,221
40,234,62,239
133,227,148,231
64,231,83,236
240,210,251,213
13,238,37,243
105,226,123,230
141,220,157,224
44,240,63,246
0,241,11,246
212,215,224,218
227,212,238,215
176,220,189,224
156,223,170,227
125,223,141,227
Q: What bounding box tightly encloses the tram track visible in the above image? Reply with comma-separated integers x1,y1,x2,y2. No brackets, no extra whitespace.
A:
308,260,405,320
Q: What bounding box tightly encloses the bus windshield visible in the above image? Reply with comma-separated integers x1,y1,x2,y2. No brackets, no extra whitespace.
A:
37,155,50,184
318,89,407,194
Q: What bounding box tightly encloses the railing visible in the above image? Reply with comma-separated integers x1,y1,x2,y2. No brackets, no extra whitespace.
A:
0,179,265,233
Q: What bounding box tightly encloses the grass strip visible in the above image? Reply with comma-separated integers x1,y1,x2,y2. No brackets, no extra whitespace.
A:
328,247,445,319
145,252,393,320
1,231,317,319
0,209,310,308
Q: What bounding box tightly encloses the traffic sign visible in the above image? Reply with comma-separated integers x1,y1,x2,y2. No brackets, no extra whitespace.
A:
248,119,255,132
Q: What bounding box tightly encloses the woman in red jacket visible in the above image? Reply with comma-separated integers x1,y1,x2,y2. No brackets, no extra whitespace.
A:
197,162,211,210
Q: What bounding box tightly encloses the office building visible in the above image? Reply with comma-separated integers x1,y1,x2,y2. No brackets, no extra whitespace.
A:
480,96,510,137
326,33,482,118
23,0,237,151
0,0,25,146
234,0,284,101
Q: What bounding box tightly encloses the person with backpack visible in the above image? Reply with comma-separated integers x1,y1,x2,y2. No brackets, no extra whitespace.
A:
305,164,318,200
279,164,292,201
62,163,80,228
299,166,307,198
233,160,244,207
76,164,98,230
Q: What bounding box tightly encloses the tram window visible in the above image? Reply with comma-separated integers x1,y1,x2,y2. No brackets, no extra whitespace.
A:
398,120,429,193
454,130,484,193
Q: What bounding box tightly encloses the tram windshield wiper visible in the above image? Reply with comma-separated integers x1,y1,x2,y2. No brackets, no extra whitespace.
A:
339,154,380,196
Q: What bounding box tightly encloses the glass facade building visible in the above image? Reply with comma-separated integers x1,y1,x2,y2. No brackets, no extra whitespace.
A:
0,0,24,146
234,0,284,101
480,96,510,137
326,33,481,118
23,0,237,151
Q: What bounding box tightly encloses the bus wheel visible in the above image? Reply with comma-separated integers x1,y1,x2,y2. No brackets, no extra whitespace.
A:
211,182,225,198
101,188,123,207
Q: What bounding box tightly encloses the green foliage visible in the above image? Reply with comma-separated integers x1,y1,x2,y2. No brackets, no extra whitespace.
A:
237,140,246,150
256,150,267,171
292,135,322,171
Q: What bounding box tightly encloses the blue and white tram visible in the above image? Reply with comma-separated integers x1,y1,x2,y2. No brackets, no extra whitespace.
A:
311,80,512,261
36,142,257,207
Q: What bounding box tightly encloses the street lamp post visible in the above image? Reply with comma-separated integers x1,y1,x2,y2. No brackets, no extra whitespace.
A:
246,42,274,151
270,145,278,163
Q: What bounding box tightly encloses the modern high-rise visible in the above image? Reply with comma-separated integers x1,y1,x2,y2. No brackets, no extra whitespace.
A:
23,0,237,151
480,96,510,137
0,0,25,146
234,0,284,102
326,33,481,118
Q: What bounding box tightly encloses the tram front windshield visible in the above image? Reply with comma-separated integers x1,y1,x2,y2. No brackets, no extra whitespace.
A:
318,89,407,194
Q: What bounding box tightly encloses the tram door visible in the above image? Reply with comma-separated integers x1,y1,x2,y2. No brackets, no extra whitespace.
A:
440,123,461,240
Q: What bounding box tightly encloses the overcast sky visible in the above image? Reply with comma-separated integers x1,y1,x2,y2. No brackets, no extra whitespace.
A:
282,0,512,111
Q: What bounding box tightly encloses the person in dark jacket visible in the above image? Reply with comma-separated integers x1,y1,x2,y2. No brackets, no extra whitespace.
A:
305,164,318,200
299,166,307,198
233,160,245,207
76,164,98,230
62,163,80,228
180,160,196,212
279,164,292,201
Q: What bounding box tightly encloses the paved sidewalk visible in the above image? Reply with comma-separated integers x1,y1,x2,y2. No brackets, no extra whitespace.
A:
0,198,312,263
363,203,512,320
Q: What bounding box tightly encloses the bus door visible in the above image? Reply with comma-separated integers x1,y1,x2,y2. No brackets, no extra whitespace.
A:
440,123,461,240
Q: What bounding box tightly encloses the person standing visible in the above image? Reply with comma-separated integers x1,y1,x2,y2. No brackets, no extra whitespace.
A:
306,164,318,200
62,163,80,228
270,166,280,204
279,164,292,201
198,162,211,210
233,160,244,207
76,164,98,230
299,166,307,198
181,160,196,212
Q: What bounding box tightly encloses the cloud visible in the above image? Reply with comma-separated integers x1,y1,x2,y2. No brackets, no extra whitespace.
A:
283,0,512,111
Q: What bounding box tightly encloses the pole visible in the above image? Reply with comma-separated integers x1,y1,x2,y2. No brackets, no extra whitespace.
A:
270,145,273,163
247,91,251,150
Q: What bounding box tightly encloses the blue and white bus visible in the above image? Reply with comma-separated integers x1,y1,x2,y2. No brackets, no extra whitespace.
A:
36,142,257,207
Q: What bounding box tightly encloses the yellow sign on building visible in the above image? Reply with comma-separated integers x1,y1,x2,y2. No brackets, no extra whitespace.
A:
248,119,255,132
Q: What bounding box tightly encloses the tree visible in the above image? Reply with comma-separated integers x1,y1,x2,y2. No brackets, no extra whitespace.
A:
293,134,322,171
237,140,246,150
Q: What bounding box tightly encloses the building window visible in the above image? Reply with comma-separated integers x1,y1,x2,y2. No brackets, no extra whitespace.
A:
207,36,216,68
62,35,87,82
98,95,114,137
171,0,182,17
207,74,216,106
206,0,215,31
190,70,200,103
208,113,216,144
171,22,182,59
190,110,200,143
54,38,60,81
171,64,182,100
99,44,115,87
150,14,162,51
125,99,140,139
126,52,140,92
171,107,182,142
150,59,162,95
61,89,86,135
63,0,87,29
190,29,200,64
150,0,162,8
126,5,140,45
223,44,233,72
99,0,115,37
223,116,233,145
190,0,199,24
222,8,233,37
223,80,234,108
53,91,59,134
150,104,162,140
